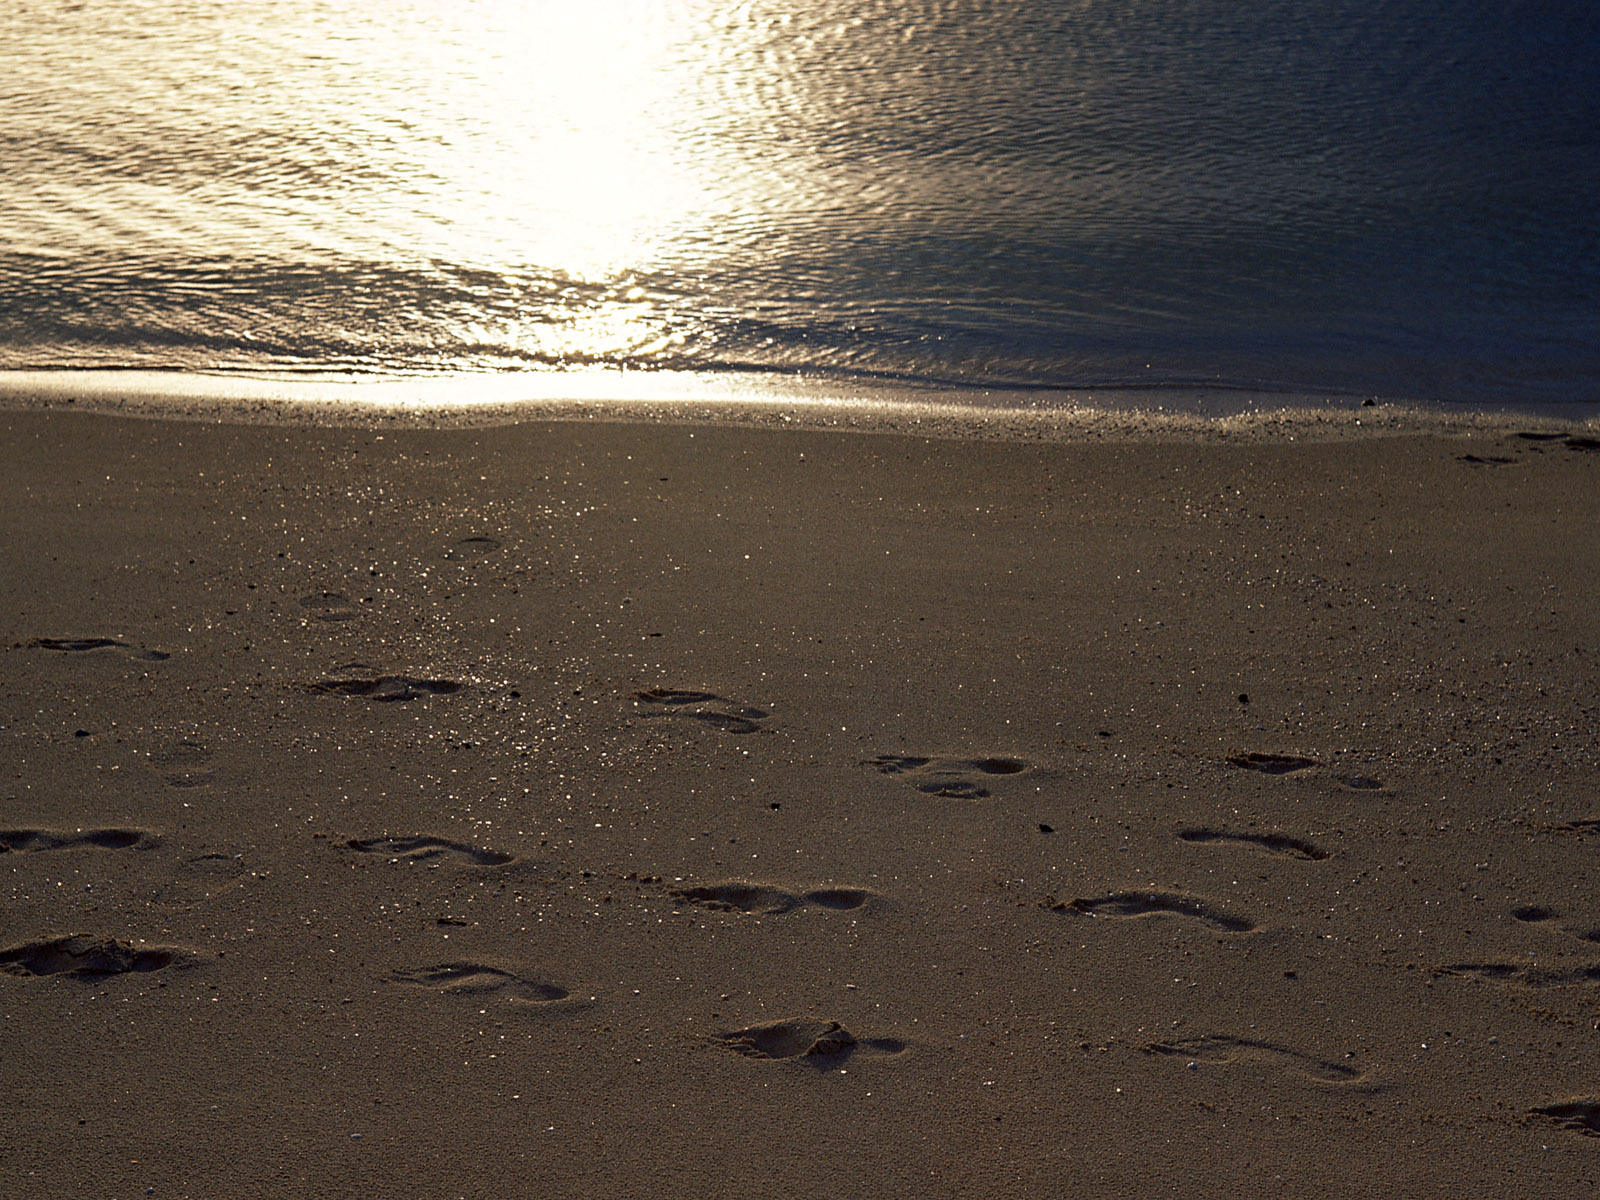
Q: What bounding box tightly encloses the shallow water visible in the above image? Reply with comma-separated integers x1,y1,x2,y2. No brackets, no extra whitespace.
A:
3,0,1596,414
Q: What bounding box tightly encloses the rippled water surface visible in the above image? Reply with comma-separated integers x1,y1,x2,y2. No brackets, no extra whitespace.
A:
3,0,1596,410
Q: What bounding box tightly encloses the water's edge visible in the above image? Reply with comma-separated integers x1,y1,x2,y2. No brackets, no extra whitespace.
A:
1,368,1594,444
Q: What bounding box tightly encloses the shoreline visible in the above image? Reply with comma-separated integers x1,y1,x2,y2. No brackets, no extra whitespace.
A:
1,367,1596,442
4,408,1599,1196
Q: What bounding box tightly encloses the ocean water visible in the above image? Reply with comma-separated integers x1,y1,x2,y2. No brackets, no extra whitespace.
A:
3,0,1597,414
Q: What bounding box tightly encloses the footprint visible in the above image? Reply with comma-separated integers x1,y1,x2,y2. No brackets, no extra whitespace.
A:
154,852,252,908
344,836,514,867
1042,890,1258,933
713,1018,906,1064
1432,963,1524,985
1530,965,1600,986
0,934,181,979
25,637,169,662
633,688,768,734
1335,774,1384,791
1550,817,1600,836
1227,753,1318,775
1434,961,1600,988
1512,905,1558,924
298,592,360,622
149,739,214,788
391,963,568,1005
635,689,719,705
670,881,877,915
1529,1100,1600,1137
442,536,501,560
673,882,801,914
803,887,875,911
1145,1035,1366,1084
304,674,464,702
0,828,156,853
1177,828,1329,862
866,754,1029,799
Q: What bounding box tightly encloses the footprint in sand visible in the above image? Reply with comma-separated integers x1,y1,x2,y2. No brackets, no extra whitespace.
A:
670,881,877,915
344,835,515,867
1512,904,1559,924
298,592,360,622
713,1018,907,1064
633,688,769,735
0,934,184,979
1227,752,1318,775
1335,773,1384,791
391,963,568,1005
1548,817,1600,837
24,637,169,662
149,739,214,788
152,852,254,908
1177,827,1329,862
1514,903,1600,946
1145,1035,1367,1084
0,827,157,853
866,754,1029,799
304,671,465,702
442,536,501,560
1511,433,1600,453
1435,961,1600,988
1042,890,1258,933
1529,1100,1600,1138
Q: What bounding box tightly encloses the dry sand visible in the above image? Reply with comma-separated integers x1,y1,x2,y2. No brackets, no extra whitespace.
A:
3,407,1599,1197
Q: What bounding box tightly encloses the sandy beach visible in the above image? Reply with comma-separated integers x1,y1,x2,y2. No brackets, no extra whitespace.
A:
3,406,1599,1197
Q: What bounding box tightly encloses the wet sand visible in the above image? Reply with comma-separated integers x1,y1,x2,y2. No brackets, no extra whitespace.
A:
3,408,1599,1197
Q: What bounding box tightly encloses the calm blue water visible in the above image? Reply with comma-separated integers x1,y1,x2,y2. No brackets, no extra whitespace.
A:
2,0,1597,413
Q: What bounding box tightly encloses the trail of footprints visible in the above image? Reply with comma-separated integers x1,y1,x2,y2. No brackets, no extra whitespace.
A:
12,655,1569,1133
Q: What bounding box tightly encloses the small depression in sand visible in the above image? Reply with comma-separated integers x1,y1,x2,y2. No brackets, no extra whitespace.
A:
0,934,182,979
866,753,1029,799
714,1018,906,1064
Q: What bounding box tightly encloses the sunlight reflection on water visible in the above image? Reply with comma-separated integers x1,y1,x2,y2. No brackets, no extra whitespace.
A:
2,0,1596,411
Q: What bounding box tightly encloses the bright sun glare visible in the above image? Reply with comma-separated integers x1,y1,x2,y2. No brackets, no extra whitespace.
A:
380,1,730,364
412,3,712,282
